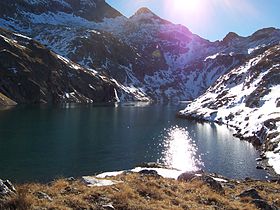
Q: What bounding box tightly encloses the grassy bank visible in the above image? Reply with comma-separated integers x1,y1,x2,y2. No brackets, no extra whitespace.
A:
1,172,280,210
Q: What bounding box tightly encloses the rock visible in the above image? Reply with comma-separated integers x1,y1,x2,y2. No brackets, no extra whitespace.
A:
65,177,75,182
136,162,167,168
61,186,80,195
256,158,263,161
82,176,123,187
139,169,159,176
178,172,225,194
222,183,236,189
244,177,258,182
0,179,16,198
270,178,280,184
177,171,198,182
201,175,225,194
34,191,53,201
251,199,278,210
239,189,262,200
3,180,16,193
102,204,115,210
256,165,264,170
276,98,280,107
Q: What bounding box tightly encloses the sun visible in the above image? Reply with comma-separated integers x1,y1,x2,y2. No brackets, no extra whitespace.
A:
164,0,204,24
172,0,201,12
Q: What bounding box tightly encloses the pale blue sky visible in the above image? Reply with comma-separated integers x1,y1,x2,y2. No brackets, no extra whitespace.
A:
106,0,280,41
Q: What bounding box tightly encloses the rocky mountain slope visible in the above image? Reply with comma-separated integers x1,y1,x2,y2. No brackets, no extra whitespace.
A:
1,1,280,102
178,44,280,175
0,27,148,104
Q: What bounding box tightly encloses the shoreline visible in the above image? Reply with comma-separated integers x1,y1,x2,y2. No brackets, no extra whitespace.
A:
176,112,280,178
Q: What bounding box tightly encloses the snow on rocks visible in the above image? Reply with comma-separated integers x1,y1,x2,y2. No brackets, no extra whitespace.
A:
0,179,16,199
179,45,280,174
82,176,123,187
96,166,229,184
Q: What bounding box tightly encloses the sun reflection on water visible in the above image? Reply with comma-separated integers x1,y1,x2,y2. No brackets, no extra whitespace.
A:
159,126,203,171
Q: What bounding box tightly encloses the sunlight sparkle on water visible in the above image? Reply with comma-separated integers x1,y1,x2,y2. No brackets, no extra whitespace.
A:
159,126,203,171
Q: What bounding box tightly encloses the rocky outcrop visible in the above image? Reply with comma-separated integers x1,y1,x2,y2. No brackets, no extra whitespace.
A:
179,44,280,175
0,179,16,199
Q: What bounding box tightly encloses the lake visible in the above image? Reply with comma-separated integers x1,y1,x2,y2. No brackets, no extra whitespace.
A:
0,103,268,183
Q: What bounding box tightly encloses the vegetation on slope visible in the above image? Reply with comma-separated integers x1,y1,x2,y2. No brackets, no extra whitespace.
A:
1,173,279,210
0,92,16,106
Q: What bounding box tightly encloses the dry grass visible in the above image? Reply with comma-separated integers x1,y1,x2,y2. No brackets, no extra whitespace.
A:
1,173,279,210
0,92,17,106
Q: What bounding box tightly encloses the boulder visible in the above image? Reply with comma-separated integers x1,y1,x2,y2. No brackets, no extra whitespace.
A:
82,176,123,187
34,191,53,201
201,175,225,194
251,199,278,210
239,188,262,200
177,171,198,182
139,169,159,176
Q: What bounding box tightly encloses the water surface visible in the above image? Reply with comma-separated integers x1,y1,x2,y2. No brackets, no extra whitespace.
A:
0,103,268,182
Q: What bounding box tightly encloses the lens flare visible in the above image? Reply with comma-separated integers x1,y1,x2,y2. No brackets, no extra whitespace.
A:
171,0,200,11
159,126,203,171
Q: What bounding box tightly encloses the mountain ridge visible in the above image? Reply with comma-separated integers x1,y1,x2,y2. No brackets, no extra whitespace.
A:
0,1,279,102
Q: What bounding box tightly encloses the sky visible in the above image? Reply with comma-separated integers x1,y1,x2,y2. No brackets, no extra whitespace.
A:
106,0,280,41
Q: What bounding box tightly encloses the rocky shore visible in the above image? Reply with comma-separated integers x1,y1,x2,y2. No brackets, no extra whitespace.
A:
1,166,280,210
177,44,280,176
176,112,280,178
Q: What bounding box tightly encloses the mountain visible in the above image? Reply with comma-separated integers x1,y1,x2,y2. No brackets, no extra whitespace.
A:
178,44,280,174
0,27,148,104
1,1,279,102
0,0,122,22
